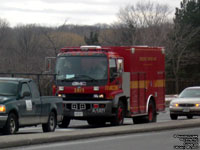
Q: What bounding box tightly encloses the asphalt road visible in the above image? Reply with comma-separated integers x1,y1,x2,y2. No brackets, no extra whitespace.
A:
7,126,200,150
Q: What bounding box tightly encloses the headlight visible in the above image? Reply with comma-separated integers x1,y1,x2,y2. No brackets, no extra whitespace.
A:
58,94,66,98
170,103,179,107
93,94,104,99
195,104,200,107
0,105,6,113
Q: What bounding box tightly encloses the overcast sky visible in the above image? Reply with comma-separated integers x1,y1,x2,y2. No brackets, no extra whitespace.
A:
0,0,181,27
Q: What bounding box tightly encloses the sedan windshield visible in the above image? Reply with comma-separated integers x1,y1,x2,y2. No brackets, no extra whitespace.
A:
56,56,108,81
0,81,18,96
179,88,200,98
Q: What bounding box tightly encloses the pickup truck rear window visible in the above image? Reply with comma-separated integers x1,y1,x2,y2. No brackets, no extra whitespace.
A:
0,81,18,96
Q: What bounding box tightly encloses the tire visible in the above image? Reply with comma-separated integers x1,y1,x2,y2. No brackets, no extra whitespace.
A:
58,116,70,128
87,119,106,127
3,113,18,135
42,111,57,132
170,114,178,120
111,100,125,126
133,116,146,124
187,115,193,119
147,100,157,123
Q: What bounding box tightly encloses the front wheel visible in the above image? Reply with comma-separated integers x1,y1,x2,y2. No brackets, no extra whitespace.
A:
87,119,106,127
58,116,70,128
42,111,57,132
170,114,178,120
111,100,125,126
3,113,18,135
187,115,193,119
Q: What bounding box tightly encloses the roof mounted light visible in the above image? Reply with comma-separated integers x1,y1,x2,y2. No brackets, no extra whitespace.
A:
80,45,102,50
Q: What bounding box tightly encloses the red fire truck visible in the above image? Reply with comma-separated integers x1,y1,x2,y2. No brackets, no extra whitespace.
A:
53,46,165,127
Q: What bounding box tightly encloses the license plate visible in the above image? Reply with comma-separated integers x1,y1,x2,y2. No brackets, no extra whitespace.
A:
183,108,190,112
74,112,83,117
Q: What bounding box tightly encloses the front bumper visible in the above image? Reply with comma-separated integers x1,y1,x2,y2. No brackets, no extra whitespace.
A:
0,115,8,128
63,100,114,119
170,107,200,116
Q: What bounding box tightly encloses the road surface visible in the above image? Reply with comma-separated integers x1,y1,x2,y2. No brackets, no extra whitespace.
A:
7,126,200,150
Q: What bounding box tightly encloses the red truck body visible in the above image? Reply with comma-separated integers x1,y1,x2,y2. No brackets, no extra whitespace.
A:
54,46,165,126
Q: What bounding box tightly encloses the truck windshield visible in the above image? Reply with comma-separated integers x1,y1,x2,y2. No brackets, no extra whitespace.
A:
0,81,18,96
56,56,108,81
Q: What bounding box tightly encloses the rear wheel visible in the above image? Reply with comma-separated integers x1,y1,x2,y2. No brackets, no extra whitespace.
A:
3,113,18,135
170,114,178,120
111,100,125,126
42,111,57,132
58,116,70,128
133,100,157,124
147,100,157,123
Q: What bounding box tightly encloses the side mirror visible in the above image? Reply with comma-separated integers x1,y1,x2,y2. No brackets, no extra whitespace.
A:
22,91,31,98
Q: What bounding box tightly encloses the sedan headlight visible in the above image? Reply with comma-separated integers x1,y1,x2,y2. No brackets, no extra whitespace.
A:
195,104,200,107
170,103,179,107
0,105,6,113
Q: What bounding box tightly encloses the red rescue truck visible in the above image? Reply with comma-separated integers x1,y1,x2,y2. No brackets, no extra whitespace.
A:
53,46,165,127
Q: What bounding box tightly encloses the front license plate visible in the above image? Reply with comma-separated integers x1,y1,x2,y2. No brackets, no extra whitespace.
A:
74,112,83,117
183,108,190,112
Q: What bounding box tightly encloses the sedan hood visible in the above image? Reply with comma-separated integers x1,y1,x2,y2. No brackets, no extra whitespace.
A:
171,98,200,104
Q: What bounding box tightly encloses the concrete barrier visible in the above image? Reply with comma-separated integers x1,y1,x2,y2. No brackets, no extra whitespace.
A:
0,119,200,149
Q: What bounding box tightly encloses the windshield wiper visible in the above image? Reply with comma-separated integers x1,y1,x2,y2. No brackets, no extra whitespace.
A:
60,78,76,82
75,74,98,82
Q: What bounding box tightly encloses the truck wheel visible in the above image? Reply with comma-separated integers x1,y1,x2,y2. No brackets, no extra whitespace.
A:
133,117,145,124
111,100,125,126
58,116,70,128
147,100,157,123
3,113,18,135
87,119,106,126
42,111,57,132
187,115,193,119
170,114,178,120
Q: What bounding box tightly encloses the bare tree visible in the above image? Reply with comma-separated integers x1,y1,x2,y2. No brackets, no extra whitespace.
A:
165,24,200,93
14,24,44,73
114,1,172,46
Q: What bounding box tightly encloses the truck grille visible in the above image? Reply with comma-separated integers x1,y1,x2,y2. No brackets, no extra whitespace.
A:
179,104,195,107
65,103,91,110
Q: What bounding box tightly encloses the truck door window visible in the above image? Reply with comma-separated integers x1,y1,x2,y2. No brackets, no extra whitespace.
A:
20,83,31,99
109,58,117,81
29,81,40,98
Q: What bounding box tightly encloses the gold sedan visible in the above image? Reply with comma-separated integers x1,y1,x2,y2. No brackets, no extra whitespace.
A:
169,87,200,120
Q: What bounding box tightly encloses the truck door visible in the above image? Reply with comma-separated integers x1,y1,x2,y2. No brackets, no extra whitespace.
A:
18,82,37,125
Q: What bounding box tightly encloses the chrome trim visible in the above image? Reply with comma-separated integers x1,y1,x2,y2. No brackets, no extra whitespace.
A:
0,115,8,121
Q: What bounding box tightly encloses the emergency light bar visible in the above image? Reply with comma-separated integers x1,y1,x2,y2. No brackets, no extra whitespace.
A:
80,45,102,50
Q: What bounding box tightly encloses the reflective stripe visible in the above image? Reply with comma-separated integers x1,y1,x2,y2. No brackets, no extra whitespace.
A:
130,80,165,89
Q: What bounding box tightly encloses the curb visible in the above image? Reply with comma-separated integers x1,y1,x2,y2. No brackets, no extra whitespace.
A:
1,119,200,149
